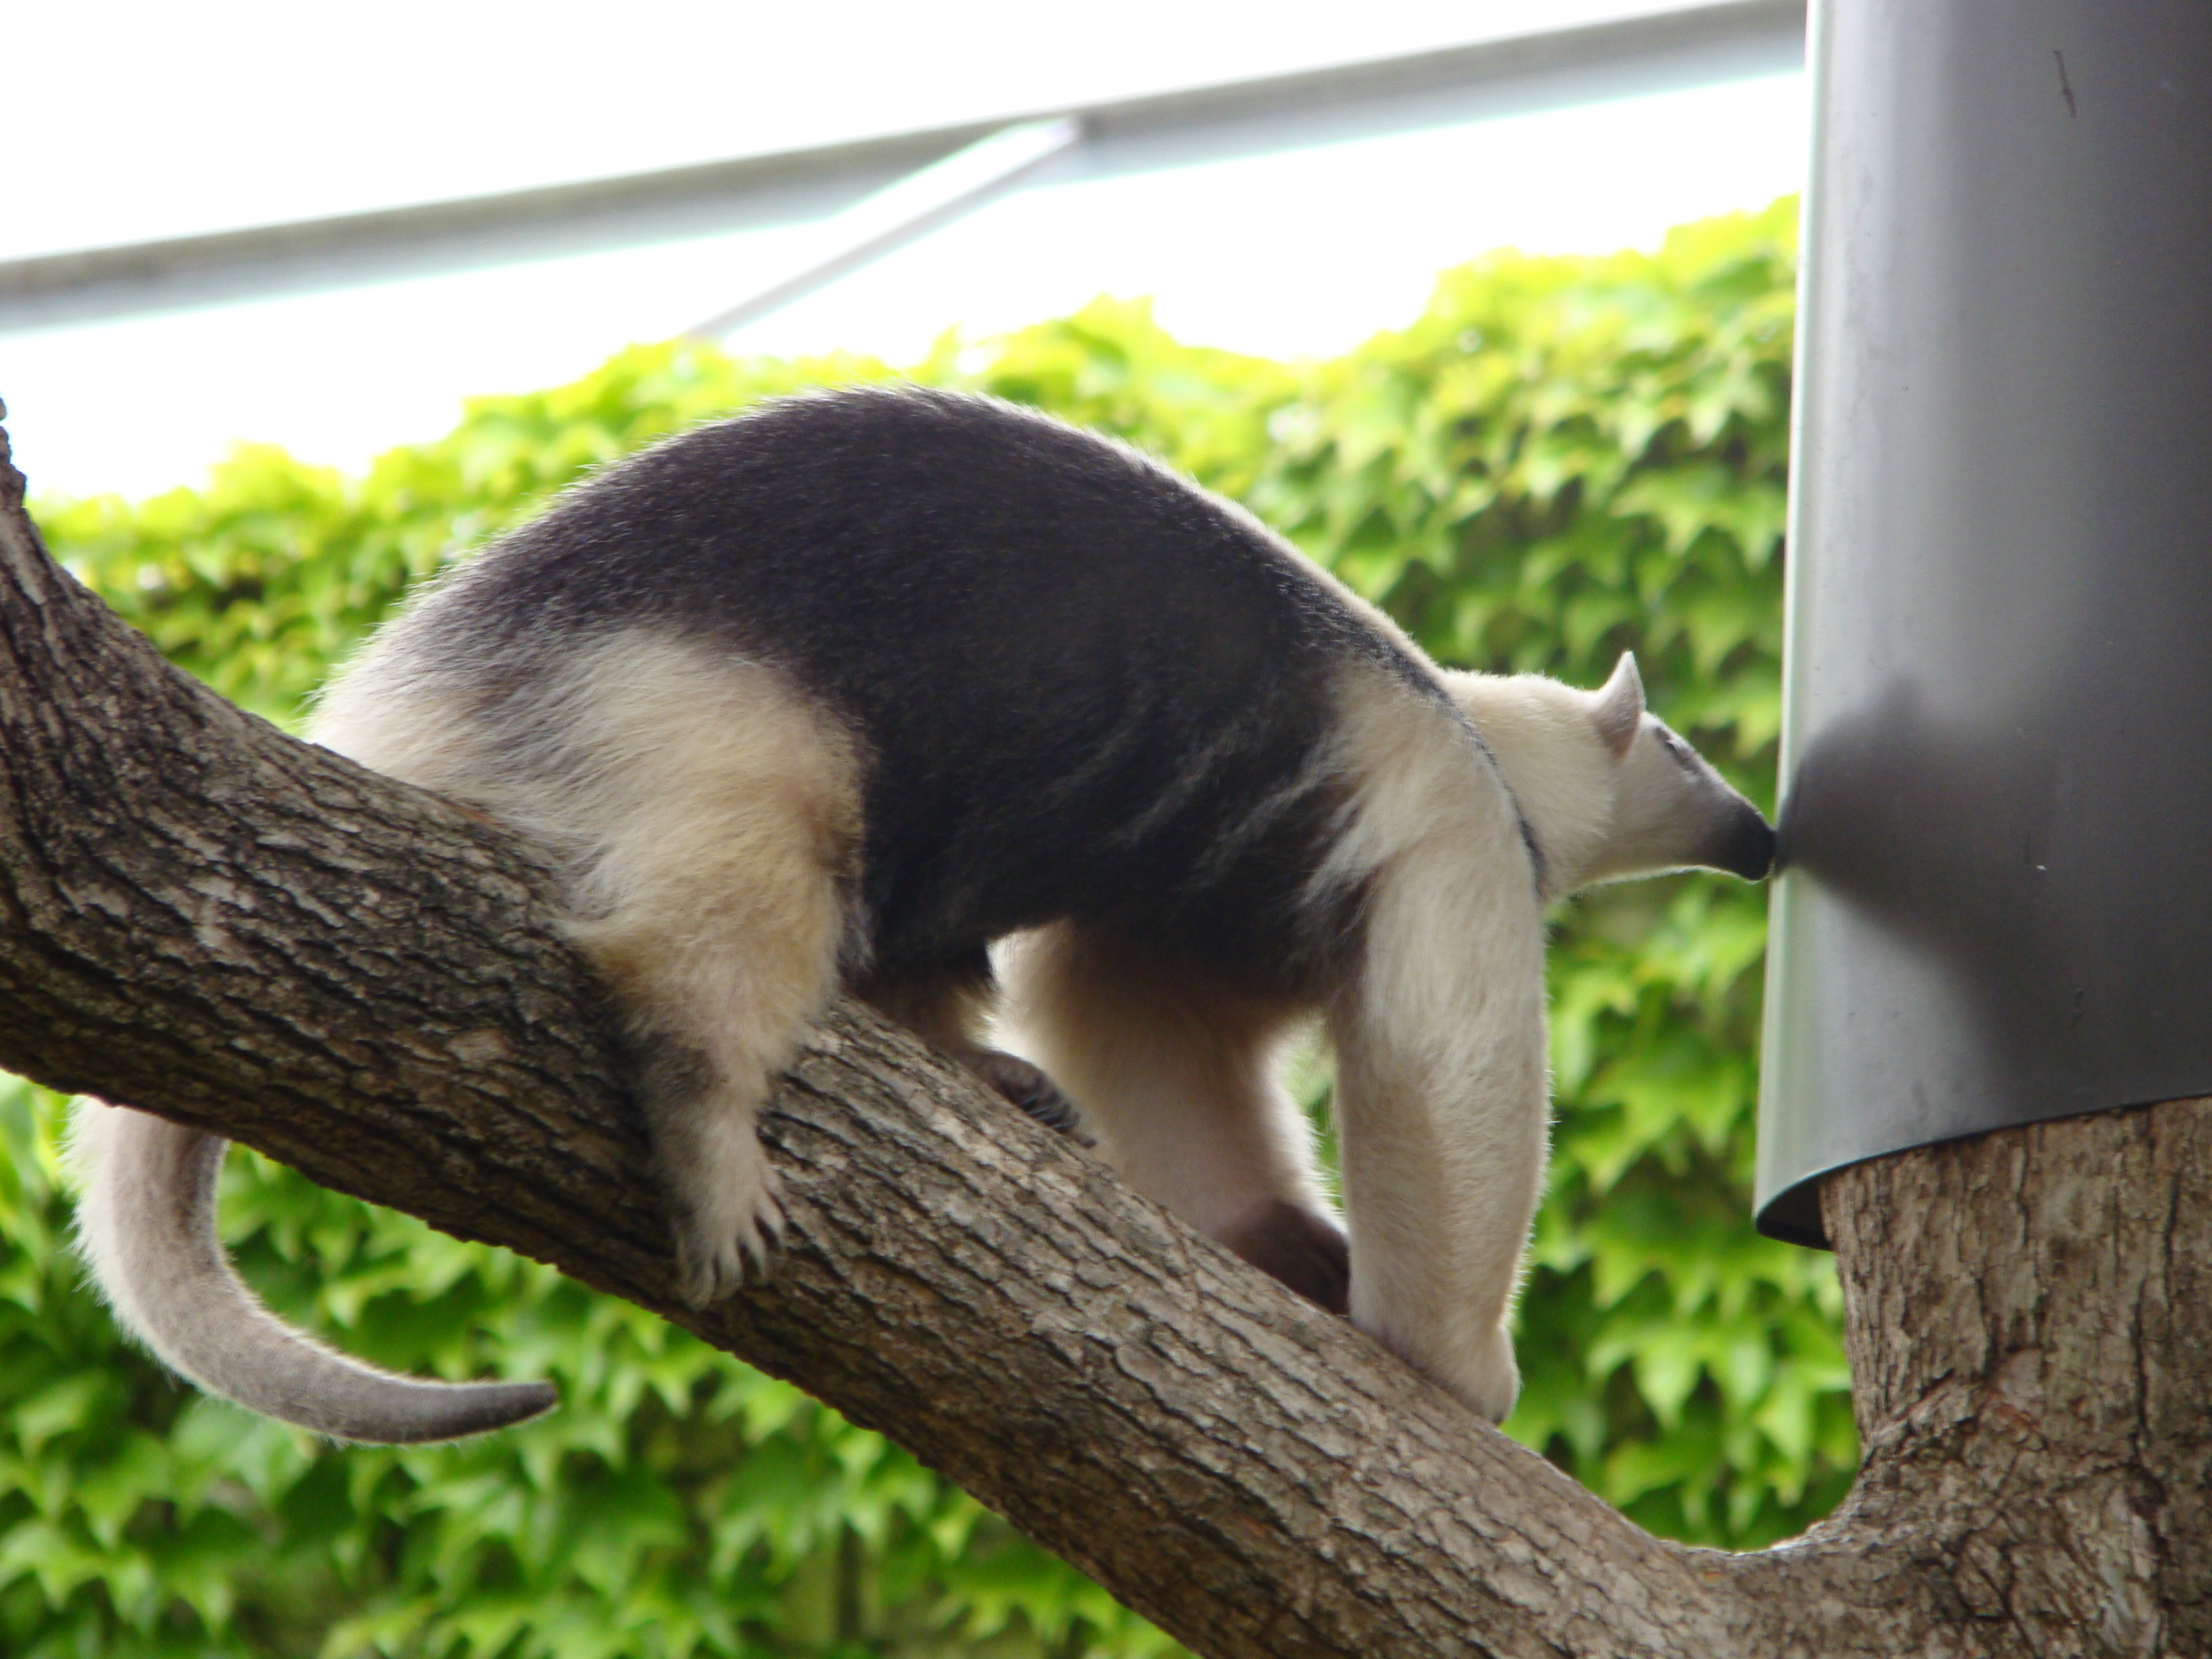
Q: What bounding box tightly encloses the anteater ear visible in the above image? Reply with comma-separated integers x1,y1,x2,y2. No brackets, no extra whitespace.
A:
1591,652,1644,758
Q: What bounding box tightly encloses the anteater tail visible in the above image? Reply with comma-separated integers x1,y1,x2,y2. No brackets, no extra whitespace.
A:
67,1100,556,1443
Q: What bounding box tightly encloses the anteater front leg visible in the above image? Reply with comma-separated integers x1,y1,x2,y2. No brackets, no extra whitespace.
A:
1322,774,1551,1423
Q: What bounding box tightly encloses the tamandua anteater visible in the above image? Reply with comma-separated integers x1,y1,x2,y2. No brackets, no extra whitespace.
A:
70,387,1773,1441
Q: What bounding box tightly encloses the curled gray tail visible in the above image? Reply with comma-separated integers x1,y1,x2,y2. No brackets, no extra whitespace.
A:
68,1099,556,1443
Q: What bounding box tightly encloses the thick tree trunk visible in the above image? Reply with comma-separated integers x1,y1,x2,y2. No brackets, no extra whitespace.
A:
0,408,2202,1656
1813,1100,2212,1655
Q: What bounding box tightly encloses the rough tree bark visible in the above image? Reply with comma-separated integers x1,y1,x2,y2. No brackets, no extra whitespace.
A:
0,407,2202,1658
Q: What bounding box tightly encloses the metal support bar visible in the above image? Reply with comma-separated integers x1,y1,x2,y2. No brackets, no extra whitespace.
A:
0,0,1805,335
682,118,1084,341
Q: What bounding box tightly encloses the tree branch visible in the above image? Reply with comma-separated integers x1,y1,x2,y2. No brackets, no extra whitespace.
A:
0,403,1731,1656
1,404,2203,1658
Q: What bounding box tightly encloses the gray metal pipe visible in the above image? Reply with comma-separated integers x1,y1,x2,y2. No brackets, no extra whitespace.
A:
1759,0,2212,1245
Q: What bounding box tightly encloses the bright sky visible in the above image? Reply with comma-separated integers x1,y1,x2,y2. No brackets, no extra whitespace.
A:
1,1,1807,501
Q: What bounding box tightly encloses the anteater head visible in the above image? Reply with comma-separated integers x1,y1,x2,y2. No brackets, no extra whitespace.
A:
1445,652,1774,898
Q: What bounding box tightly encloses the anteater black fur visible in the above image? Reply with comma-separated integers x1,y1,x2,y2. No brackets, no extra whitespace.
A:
419,387,1459,995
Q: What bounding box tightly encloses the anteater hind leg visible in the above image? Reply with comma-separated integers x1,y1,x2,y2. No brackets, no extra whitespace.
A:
518,639,867,1308
999,922,1347,1313
319,631,867,1310
860,954,1087,1139
576,824,854,1305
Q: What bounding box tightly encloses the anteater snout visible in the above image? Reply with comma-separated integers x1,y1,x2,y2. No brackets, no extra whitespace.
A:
1711,805,1777,881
